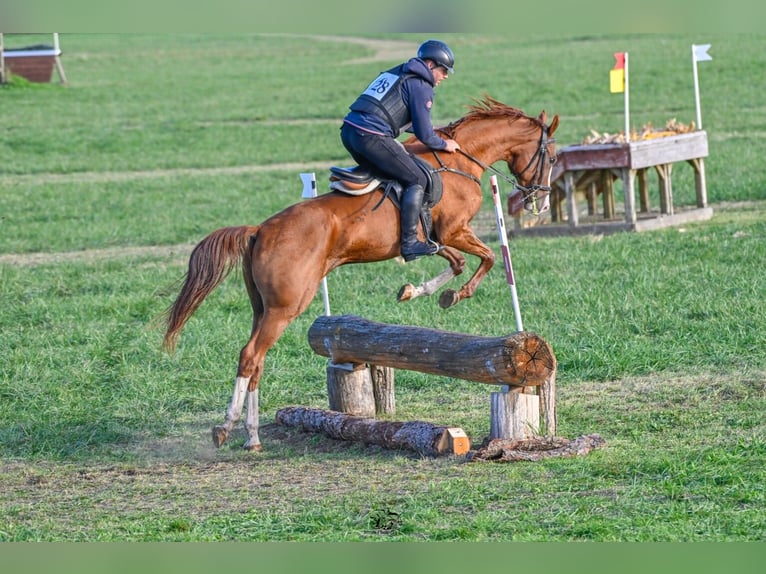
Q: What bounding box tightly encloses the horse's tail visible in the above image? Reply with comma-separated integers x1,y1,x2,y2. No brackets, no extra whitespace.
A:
162,225,260,352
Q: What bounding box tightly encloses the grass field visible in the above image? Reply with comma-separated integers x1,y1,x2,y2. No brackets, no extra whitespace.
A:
0,33,764,542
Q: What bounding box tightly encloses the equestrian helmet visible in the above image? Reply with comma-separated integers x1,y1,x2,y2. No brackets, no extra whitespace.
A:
417,40,455,74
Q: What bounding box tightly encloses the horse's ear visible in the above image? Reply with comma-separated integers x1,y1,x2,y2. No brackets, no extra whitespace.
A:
549,114,560,136
538,110,547,124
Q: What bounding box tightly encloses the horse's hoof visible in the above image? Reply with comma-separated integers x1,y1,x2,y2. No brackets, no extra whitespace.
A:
398,284,414,302
439,289,460,309
243,442,263,452
212,425,228,448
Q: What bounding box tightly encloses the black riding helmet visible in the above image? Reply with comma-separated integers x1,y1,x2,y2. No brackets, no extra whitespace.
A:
417,40,455,74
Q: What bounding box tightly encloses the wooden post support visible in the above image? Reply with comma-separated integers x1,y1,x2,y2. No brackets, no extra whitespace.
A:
539,368,557,436
602,170,616,219
326,362,376,417
690,157,708,207
52,33,67,84
308,315,555,387
621,168,637,225
638,168,650,213
655,163,673,215
369,364,395,415
490,388,540,440
565,171,578,227
490,361,557,440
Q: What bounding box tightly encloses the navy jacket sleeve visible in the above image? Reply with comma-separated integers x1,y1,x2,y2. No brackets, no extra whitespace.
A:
402,78,447,150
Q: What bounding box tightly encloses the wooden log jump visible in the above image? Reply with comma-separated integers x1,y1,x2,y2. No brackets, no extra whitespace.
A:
274,315,558,456
307,315,555,387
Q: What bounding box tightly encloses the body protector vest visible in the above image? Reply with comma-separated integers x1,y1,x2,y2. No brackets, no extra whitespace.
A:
348,64,417,137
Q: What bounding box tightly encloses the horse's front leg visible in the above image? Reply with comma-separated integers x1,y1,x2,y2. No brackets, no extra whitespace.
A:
398,267,455,302
437,234,496,309
397,247,465,302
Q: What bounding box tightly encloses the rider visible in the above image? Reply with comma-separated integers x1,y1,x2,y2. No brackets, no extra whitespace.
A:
340,39,461,262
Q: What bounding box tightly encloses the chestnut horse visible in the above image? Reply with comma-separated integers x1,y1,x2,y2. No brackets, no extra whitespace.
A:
163,96,559,451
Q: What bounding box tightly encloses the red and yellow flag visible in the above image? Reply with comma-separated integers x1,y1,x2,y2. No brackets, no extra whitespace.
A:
610,52,626,93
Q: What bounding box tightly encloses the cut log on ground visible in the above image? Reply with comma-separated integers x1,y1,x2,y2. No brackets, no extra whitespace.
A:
275,406,470,457
308,315,555,387
466,434,605,462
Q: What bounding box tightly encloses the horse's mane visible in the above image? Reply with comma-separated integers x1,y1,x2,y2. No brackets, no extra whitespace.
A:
438,95,538,139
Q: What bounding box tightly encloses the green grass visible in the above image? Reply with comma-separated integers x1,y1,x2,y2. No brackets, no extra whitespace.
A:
0,33,764,542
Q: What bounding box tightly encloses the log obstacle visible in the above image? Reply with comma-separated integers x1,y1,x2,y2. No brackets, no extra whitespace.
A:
275,407,470,457
276,315,557,456
307,315,555,387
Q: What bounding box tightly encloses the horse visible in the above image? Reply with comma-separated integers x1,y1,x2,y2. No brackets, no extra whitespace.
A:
162,96,559,452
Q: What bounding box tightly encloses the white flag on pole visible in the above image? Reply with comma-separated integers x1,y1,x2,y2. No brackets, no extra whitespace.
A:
691,44,712,129
693,44,712,62
300,172,317,198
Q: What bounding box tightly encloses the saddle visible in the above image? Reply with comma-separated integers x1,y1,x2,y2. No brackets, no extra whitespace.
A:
328,156,444,243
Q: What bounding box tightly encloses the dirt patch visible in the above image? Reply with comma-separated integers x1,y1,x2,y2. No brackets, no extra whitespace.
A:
287,35,417,65
0,415,438,531
0,243,198,267
0,161,337,188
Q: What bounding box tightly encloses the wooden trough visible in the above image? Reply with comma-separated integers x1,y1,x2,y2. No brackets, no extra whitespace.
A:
275,315,558,457
0,33,67,84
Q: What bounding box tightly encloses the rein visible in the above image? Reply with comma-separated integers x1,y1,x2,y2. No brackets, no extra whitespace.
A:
430,151,482,186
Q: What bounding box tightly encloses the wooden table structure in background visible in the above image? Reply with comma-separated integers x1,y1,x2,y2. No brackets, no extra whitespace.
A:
511,131,712,236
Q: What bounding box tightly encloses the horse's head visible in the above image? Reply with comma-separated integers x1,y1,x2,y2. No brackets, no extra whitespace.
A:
435,97,560,216
506,111,559,216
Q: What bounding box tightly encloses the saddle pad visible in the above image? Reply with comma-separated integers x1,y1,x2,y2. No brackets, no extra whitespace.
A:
329,179,382,196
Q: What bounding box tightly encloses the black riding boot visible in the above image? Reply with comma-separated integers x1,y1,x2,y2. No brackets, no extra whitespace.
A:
400,184,441,262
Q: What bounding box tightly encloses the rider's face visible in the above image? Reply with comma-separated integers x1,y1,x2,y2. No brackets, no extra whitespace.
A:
432,65,449,87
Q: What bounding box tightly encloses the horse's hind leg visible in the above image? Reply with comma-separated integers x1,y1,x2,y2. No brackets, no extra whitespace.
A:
212,376,261,451
211,336,266,450
213,308,296,451
243,387,261,451
213,229,324,451
212,375,250,448
212,255,267,450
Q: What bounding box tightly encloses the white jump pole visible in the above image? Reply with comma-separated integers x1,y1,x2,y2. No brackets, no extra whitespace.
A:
623,52,630,140
491,174,525,395
490,175,524,333
300,172,331,316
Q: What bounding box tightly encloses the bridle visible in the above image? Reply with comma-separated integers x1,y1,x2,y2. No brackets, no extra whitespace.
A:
432,123,556,216
510,125,556,215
